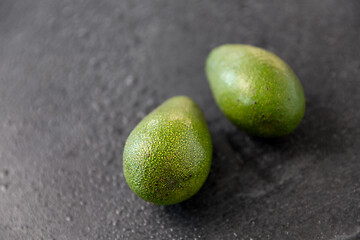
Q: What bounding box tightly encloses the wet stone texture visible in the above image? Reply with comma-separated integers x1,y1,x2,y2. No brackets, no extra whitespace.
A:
0,1,359,240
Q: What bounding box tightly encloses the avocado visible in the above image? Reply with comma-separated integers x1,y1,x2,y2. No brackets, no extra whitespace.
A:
206,44,306,137
123,96,212,205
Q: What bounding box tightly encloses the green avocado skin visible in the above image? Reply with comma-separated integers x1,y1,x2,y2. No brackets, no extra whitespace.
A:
123,96,212,205
206,44,306,137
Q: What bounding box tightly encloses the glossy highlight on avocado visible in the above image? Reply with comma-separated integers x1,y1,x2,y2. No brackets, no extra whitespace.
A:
206,44,306,137
123,96,212,205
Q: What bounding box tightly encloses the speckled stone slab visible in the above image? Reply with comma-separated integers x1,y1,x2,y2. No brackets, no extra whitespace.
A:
0,1,359,239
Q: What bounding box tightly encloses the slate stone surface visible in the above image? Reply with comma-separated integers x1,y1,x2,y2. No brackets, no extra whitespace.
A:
0,1,359,239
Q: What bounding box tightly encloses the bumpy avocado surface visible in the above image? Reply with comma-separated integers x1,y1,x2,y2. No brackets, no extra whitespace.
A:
123,96,212,205
206,44,305,137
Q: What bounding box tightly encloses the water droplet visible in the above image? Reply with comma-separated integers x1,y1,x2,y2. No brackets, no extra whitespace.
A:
0,169,9,178
105,176,111,182
146,98,154,106
91,102,100,112
0,184,8,192
125,75,134,86
250,219,256,226
122,117,128,125
137,111,145,119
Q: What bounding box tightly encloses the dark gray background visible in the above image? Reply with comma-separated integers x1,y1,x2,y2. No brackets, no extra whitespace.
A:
0,0,359,239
